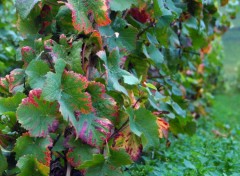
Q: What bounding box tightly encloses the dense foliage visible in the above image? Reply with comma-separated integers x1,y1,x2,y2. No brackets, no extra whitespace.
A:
0,0,239,175
0,0,22,76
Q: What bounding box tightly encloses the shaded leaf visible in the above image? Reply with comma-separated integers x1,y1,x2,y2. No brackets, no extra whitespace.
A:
15,0,40,19
0,151,7,174
80,154,123,176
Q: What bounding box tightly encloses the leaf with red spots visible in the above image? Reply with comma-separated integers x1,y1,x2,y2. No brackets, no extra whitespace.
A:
113,126,142,161
66,0,111,34
86,82,119,124
17,155,49,176
14,135,52,166
6,69,26,94
73,113,113,147
17,89,59,137
156,118,169,138
0,78,9,94
65,136,97,167
20,46,36,65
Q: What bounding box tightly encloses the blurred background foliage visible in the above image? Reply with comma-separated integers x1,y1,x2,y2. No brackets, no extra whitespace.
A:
0,0,22,76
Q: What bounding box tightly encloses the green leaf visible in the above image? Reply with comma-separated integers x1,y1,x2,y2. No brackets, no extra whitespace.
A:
0,93,26,115
86,82,118,124
80,154,123,176
26,60,50,89
14,135,52,166
72,113,113,147
110,0,136,11
99,18,138,52
66,136,96,167
66,0,111,34
109,149,133,167
97,49,139,95
0,151,7,174
172,101,186,117
131,108,159,149
15,0,40,19
184,159,196,170
41,59,66,101
17,89,59,137
17,155,49,176
52,41,83,74
143,44,164,67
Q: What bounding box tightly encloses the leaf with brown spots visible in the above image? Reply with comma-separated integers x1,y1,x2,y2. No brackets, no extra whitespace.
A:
113,126,142,161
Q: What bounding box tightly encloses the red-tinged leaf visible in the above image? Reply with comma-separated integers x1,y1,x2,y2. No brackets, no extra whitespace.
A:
17,155,49,176
0,78,9,94
73,113,113,147
21,46,36,65
129,8,151,23
113,126,142,161
17,89,60,137
65,136,97,167
59,71,93,115
87,82,119,124
156,118,169,138
66,0,111,34
6,69,25,94
14,135,53,166
90,30,103,50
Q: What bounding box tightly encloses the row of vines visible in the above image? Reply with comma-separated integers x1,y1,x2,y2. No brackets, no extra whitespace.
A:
0,0,239,175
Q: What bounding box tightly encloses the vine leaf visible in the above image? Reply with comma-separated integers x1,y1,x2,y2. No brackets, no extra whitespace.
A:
86,82,118,124
73,113,113,147
52,40,83,74
26,60,50,89
17,155,49,176
14,135,53,166
99,18,138,52
113,126,142,161
128,108,159,149
97,49,139,95
156,118,169,138
65,136,96,167
15,0,40,19
79,154,124,176
17,89,59,137
110,0,136,11
0,151,7,174
0,93,26,115
6,69,25,94
66,0,111,34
